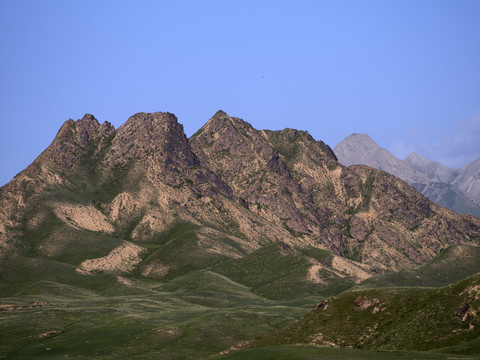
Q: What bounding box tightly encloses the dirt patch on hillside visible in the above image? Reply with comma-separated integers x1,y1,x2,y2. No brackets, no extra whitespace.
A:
54,203,114,233
116,276,135,286
76,241,146,274
109,192,139,222
331,255,371,281
307,264,326,284
131,212,175,241
310,332,337,347
141,261,171,278
461,284,480,300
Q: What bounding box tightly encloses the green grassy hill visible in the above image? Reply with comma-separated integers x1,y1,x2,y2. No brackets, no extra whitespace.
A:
211,345,479,360
248,273,480,355
355,245,480,289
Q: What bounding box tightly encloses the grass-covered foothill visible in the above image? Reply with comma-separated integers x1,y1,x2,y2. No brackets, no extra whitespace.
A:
250,273,480,354
210,345,480,360
3,236,480,359
356,245,480,289
0,278,307,359
211,243,354,301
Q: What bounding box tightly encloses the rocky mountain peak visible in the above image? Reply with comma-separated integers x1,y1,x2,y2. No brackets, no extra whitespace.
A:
265,127,338,165
345,133,377,146
334,133,379,157
194,110,256,141
78,113,99,126
212,109,229,119
191,111,274,167
197,110,236,135
74,114,115,148
405,152,426,162
107,112,199,168
36,114,116,168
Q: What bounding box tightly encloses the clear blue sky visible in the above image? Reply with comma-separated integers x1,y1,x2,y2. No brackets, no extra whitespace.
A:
1,0,479,186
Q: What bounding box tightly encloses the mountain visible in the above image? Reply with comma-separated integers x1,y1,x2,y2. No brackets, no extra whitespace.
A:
453,158,480,201
410,182,480,219
334,134,480,217
404,152,457,183
332,133,428,183
1,111,480,358
2,110,480,284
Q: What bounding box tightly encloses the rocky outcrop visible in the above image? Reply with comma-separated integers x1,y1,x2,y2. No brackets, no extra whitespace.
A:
354,295,374,310
39,114,115,168
454,303,472,322
313,300,327,310
106,112,198,167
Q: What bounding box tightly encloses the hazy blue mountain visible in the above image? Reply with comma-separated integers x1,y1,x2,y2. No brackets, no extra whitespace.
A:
453,158,480,202
405,152,457,183
333,134,427,184
334,134,480,217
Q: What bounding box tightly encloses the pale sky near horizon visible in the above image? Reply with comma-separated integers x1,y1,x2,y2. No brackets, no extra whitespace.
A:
1,0,479,187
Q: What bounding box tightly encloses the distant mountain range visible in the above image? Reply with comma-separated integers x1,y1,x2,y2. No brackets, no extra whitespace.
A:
334,133,480,217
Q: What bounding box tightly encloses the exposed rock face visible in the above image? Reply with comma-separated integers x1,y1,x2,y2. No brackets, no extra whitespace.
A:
1,110,480,283
334,134,480,217
41,114,116,168
313,300,327,310
190,111,330,238
107,112,198,167
191,112,480,272
76,241,147,275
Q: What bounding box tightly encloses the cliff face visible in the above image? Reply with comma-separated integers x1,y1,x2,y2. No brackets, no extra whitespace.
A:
1,111,480,282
